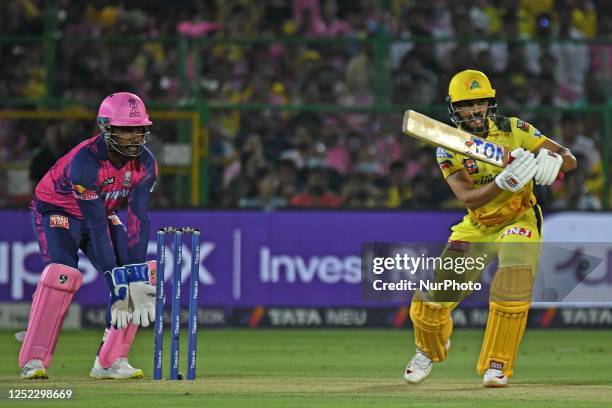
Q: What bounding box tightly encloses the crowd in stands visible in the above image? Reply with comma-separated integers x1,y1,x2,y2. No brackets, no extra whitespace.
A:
0,0,609,210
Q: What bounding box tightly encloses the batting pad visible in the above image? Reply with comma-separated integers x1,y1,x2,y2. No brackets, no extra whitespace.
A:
477,300,530,377
477,265,533,377
19,263,82,368
410,296,453,362
489,265,535,303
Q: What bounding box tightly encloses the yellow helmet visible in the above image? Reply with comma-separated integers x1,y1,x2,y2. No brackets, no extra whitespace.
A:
448,69,495,103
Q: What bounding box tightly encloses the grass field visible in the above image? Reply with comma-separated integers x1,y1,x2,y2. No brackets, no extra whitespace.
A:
0,328,611,407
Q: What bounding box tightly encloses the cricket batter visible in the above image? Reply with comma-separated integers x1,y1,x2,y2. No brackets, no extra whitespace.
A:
404,70,577,387
19,92,158,379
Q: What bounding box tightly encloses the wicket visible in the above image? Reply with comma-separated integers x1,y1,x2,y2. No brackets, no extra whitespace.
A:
153,226,200,380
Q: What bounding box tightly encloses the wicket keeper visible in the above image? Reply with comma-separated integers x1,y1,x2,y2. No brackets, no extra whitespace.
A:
404,70,577,387
19,92,158,379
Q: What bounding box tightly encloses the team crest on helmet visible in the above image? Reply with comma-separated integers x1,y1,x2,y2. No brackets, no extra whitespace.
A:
469,80,481,90
128,98,141,118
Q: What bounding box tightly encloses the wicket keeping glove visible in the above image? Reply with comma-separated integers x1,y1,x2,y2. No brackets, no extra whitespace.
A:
534,148,563,186
104,267,132,329
126,262,156,327
495,148,537,193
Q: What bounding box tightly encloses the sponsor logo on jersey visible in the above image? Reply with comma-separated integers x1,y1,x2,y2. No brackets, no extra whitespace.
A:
50,214,69,229
101,177,115,187
73,184,99,200
123,171,132,187
102,189,130,201
436,147,454,159
128,98,141,118
463,158,479,174
502,227,532,238
516,119,530,132
533,129,542,138
474,175,495,185
108,214,123,225
439,160,453,170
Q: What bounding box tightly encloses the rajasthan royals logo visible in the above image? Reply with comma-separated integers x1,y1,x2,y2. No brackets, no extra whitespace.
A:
128,98,141,118
123,171,132,187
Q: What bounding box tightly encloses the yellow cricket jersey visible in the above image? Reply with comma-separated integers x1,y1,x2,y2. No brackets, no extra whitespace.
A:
436,116,547,227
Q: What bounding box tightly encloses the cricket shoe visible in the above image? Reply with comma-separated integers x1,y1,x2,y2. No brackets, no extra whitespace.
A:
90,357,144,379
404,340,451,384
483,368,508,388
21,359,48,380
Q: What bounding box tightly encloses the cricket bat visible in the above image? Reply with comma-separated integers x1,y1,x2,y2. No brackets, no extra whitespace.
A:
402,110,509,167
402,110,564,179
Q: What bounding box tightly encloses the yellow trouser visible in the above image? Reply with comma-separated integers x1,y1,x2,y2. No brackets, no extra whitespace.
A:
410,206,542,376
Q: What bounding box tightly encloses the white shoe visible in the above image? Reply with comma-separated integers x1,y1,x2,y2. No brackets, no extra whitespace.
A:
404,349,432,383
404,340,451,384
90,357,144,379
483,368,508,388
21,359,48,380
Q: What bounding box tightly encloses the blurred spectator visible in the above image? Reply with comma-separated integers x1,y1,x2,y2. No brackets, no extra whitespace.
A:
239,170,287,211
589,14,612,101
345,45,373,104
29,121,65,186
0,0,608,210
276,159,299,201
291,167,342,208
385,160,411,208
560,113,604,200
342,171,383,208
281,123,326,169
321,0,352,36
403,174,436,209
551,154,601,210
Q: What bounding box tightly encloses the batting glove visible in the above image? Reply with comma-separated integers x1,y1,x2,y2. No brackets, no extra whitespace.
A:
534,148,563,186
104,267,132,329
495,148,537,193
126,262,156,328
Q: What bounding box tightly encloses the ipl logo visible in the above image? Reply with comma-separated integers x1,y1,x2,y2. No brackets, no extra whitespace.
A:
128,98,141,118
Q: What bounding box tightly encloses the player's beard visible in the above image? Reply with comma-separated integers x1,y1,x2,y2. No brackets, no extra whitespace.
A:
465,112,489,136
106,134,146,158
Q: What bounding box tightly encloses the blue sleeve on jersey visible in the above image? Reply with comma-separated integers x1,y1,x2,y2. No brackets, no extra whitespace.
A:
70,149,117,272
127,148,157,263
